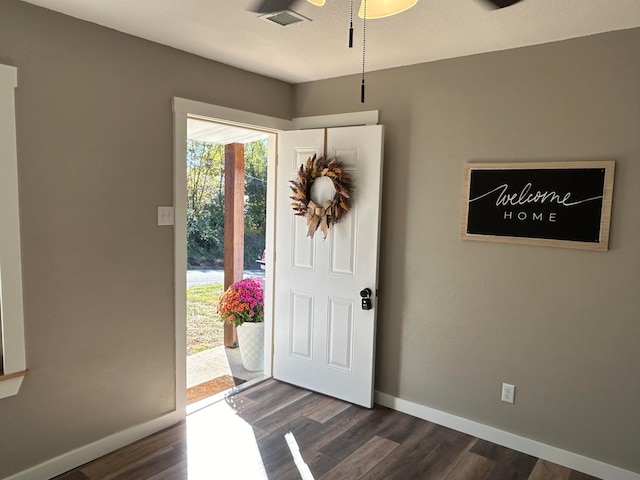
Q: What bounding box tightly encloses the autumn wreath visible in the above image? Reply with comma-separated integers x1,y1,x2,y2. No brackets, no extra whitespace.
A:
290,154,353,239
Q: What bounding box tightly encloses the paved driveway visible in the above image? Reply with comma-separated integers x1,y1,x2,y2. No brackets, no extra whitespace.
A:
187,269,264,287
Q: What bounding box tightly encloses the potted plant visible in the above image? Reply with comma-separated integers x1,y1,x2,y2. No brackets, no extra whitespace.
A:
217,277,264,371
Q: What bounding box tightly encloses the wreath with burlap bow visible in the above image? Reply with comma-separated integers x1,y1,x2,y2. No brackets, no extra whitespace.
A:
290,155,353,239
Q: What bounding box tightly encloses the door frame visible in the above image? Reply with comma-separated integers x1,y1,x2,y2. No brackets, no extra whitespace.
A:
173,97,290,415
172,97,379,415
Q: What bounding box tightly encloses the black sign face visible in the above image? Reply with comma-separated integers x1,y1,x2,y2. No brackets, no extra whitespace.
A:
461,162,615,250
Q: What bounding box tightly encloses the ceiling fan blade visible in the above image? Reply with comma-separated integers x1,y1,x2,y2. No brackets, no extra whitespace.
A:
482,0,524,8
248,0,297,14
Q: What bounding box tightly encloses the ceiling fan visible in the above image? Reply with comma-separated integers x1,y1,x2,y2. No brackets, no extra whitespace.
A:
250,0,524,15
249,0,525,103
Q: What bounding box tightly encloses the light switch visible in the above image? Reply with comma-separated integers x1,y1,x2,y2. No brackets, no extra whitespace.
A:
157,206,174,226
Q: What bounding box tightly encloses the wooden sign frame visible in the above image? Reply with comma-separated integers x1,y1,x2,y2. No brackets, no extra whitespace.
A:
461,161,615,251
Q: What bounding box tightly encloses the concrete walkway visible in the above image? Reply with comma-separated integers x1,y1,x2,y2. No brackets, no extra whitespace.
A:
186,345,264,388
185,269,266,395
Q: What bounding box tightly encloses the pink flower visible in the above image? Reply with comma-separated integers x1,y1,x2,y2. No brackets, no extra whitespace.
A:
217,277,264,327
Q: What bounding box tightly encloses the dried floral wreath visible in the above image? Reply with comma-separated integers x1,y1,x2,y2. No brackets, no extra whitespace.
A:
289,154,353,239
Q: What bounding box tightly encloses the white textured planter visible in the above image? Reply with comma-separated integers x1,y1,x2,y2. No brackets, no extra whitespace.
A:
236,322,264,371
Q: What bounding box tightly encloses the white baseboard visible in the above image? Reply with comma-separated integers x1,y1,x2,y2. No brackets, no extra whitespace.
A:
8,394,638,480
375,391,640,480
5,410,183,480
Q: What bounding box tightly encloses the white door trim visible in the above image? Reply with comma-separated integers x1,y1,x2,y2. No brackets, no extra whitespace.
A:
173,98,292,132
292,110,379,130
172,98,292,415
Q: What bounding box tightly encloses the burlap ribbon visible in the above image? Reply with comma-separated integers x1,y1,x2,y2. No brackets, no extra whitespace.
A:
306,200,333,239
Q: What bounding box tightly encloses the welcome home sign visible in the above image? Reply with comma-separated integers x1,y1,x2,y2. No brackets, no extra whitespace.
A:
461,161,615,251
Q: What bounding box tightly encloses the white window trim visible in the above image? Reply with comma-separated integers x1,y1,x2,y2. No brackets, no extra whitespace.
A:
0,64,27,399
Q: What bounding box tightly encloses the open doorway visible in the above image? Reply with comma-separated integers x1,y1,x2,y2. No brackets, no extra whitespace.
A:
185,117,269,406
173,98,289,417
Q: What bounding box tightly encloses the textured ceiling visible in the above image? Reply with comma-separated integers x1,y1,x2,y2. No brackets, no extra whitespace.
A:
20,0,640,83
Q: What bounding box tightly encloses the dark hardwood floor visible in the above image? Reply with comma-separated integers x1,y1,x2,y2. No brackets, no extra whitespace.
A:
54,379,601,480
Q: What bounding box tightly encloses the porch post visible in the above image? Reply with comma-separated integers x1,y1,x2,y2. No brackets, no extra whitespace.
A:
223,143,245,348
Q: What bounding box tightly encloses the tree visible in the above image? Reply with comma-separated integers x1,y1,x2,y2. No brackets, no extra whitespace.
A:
186,140,225,265
243,139,268,267
186,138,268,268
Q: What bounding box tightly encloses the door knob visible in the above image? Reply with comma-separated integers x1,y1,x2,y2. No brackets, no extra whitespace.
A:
360,288,372,310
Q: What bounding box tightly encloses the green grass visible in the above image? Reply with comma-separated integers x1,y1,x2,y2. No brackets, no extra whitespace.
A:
186,283,225,356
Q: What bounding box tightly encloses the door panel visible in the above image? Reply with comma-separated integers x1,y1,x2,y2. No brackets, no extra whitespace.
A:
330,211,358,276
290,291,314,360
292,219,315,270
274,125,384,408
327,297,355,371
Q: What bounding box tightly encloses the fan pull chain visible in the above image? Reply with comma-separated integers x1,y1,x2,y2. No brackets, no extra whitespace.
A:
361,0,366,103
349,1,354,48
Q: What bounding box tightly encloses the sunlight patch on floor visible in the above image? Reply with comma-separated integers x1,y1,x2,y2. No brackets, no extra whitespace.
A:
187,399,268,479
285,431,315,480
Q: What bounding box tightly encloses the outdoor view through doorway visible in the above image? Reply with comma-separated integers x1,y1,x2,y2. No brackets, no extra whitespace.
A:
185,118,268,406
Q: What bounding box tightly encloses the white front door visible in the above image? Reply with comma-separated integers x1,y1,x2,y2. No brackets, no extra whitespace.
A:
273,125,384,408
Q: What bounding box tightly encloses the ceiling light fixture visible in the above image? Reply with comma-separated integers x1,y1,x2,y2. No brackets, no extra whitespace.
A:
303,0,416,18
357,0,418,19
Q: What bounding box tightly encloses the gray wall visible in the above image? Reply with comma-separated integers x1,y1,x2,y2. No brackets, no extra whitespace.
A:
1,0,638,475
0,1,292,477
295,28,640,473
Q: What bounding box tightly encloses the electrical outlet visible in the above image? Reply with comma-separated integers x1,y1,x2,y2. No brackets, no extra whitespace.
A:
501,383,515,404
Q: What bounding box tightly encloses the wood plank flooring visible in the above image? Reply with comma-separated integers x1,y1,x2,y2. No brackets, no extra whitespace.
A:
53,379,601,480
